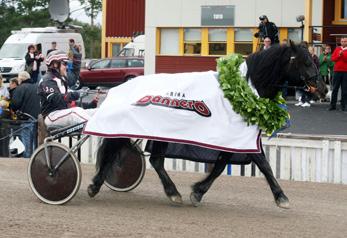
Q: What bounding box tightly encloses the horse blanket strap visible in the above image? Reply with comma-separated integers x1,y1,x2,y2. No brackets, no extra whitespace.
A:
84,71,261,153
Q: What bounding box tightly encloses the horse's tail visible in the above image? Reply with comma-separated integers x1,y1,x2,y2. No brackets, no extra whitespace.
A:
96,137,130,172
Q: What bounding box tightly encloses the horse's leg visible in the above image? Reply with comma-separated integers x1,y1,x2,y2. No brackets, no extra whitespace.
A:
149,141,183,205
88,138,129,197
249,151,290,209
190,155,228,206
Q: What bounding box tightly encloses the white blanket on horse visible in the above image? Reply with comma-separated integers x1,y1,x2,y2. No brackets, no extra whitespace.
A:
84,71,261,153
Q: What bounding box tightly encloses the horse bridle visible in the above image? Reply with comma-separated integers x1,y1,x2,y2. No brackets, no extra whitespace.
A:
289,55,319,90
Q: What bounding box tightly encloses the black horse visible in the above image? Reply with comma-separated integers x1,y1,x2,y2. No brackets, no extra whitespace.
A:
87,42,327,209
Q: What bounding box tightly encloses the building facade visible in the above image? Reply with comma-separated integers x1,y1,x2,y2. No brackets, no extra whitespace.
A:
101,0,145,58
143,0,345,74
101,0,347,74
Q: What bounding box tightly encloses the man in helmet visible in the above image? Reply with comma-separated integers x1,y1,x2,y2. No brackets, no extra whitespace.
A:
38,50,98,130
254,15,279,44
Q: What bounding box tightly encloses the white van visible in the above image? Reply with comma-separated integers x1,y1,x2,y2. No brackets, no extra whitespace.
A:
118,35,145,57
0,27,84,82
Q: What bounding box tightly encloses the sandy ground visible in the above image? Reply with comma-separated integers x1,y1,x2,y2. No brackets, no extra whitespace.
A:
0,158,346,238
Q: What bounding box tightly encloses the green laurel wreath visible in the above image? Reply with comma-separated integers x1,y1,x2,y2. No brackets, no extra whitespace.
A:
217,54,289,136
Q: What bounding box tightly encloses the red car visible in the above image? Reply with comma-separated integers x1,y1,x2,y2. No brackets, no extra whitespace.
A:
77,57,144,88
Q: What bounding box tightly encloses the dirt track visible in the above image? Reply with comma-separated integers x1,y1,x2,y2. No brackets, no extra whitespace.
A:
0,158,346,238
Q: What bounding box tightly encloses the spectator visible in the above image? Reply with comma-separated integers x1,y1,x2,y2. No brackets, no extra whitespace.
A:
319,45,334,86
254,15,279,44
67,40,83,89
308,46,320,69
25,44,44,84
9,71,41,158
263,37,272,50
0,75,10,108
300,41,309,49
281,38,288,46
8,77,19,100
68,38,76,59
329,37,347,111
46,41,57,55
295,46,319,107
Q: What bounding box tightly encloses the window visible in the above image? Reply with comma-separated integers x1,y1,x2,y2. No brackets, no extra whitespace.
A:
111,59,127,68
208,28,227,55
288,28,302,43
112,43,121,57
160,29,179,55
234,28,253,55
118,48,135,57
127,59,144,67
0,43,28,58
92,59,110,69
342,0,347,18
184,28,201,54
334,0,347,23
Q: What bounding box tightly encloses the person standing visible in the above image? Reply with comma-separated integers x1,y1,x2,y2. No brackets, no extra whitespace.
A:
329,37,347,111
46,41,57,55
295,46,319,107
8,77,19,100
9,71,41,158
319,45,334,86
25,44,44,84
67,39,83,88
254,15,279,44
0,75,10,108
262,37,272,50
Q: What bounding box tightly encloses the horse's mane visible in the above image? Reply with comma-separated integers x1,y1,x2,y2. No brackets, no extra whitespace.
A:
246,45,292,99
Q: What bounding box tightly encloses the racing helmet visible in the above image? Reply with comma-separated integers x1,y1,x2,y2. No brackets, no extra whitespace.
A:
46,50,68,66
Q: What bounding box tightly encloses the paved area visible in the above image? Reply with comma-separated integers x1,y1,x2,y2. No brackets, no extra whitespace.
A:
284,101,347,136
0,158,347,238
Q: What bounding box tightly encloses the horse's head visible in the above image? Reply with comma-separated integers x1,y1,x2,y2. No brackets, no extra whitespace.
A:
285,41,328,99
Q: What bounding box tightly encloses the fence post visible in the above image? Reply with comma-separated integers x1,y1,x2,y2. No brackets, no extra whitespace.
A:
269,145,277,178
334,141,342,183
321,140,330,182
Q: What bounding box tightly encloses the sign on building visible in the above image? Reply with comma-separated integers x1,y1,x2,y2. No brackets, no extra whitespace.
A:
201,5,235,26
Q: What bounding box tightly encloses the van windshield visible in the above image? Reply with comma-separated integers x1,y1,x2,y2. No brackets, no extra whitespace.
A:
0,43,28,59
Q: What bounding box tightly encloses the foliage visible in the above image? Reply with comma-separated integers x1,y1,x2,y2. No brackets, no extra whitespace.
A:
17,0,49,14
0,0,50,46
70,19,101,58
217,54,289,136
78,0,101,25
0,0,102,58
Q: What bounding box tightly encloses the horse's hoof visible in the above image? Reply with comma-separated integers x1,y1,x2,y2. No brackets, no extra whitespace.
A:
190,192,202,207
276,194,290,209
168,195,183,205
87,184,100,198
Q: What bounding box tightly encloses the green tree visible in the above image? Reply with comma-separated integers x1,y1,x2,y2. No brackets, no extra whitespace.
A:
78,0,102,26
70,19,101,58
78,0,102,57
0,0,102,59
17,0,49,14
0,0,50,46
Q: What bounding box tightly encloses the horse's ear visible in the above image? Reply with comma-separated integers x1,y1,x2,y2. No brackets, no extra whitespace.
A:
289,40,297,52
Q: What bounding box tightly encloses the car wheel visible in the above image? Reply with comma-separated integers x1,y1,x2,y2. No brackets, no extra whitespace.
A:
125,76,135,81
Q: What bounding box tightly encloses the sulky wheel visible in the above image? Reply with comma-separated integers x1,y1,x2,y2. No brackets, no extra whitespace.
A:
27,142,82,205
104,142,146,192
